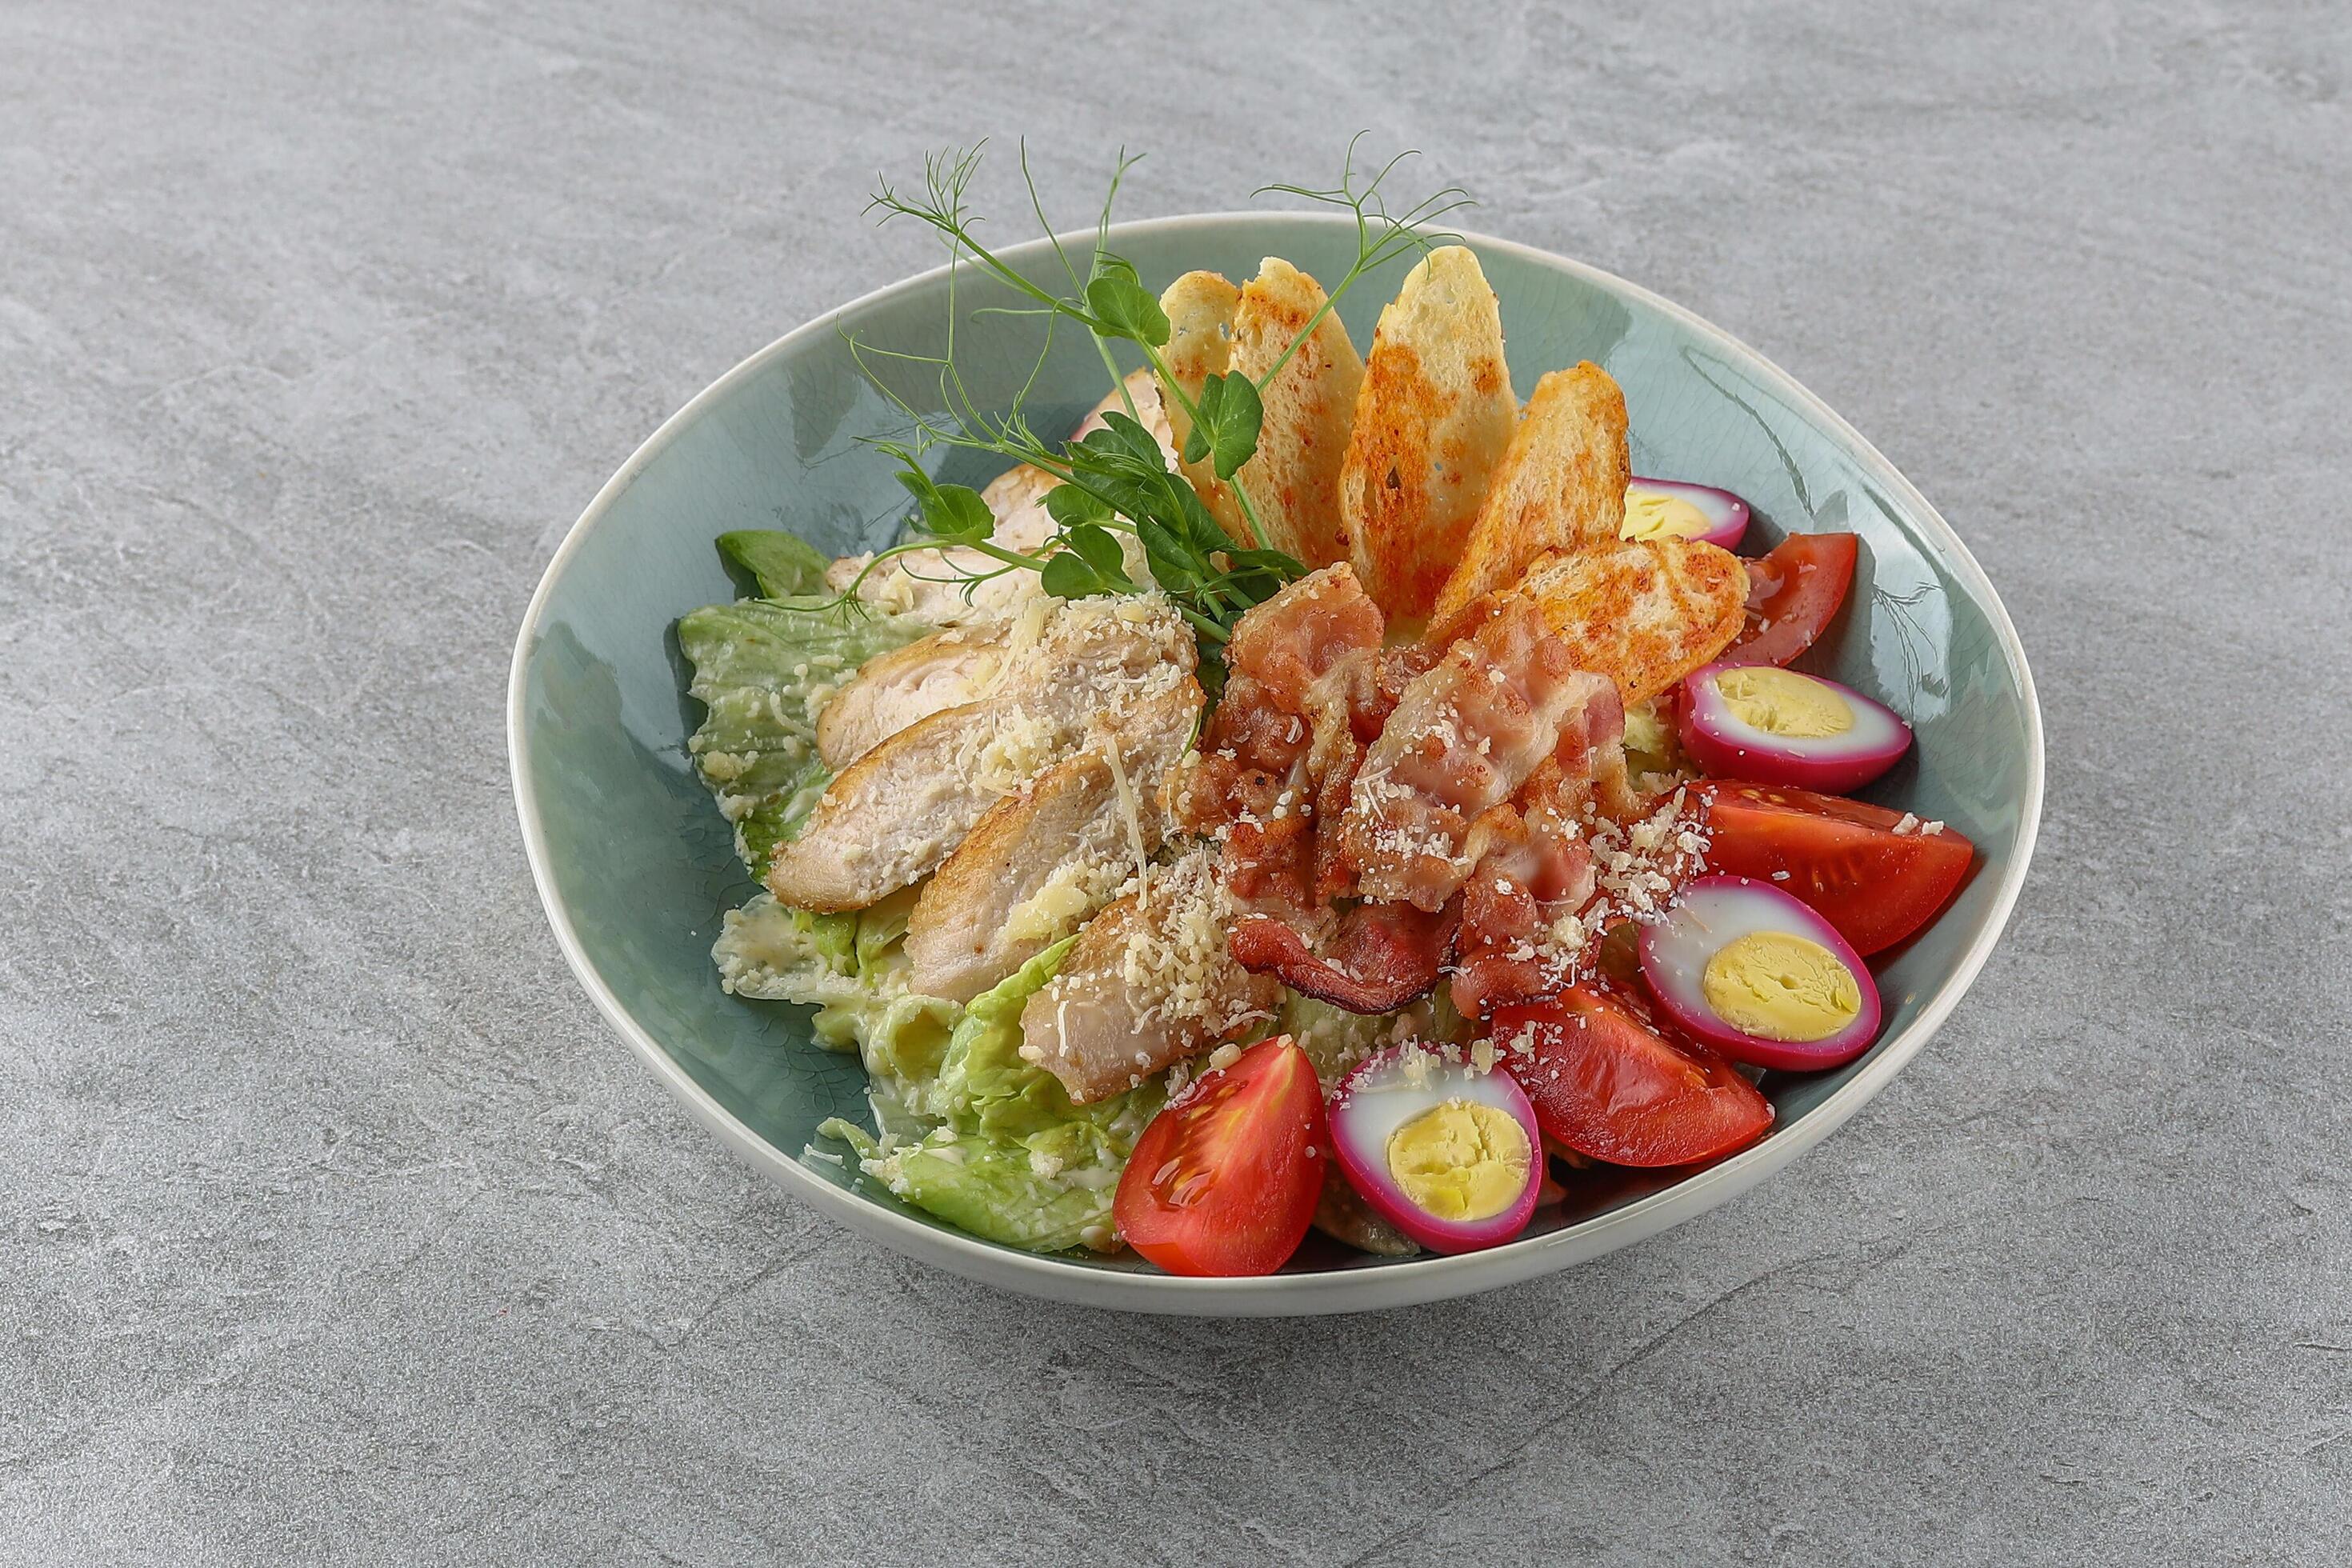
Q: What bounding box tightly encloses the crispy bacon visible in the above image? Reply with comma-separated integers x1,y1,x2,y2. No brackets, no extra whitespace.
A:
1338,597,1626,913
1230,900,1459,1014
1171,565,1390,908
1226,562,1386,703
1449,770,1604,1017
1181,565,1674,1020
1450,782,1709,1017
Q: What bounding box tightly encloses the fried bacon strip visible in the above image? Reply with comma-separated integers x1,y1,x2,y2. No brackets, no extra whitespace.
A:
1449,769,1606,1018
1450,782,1710,1018
1229,899,1461,1014
1181,565,1673,1019
1170,564,1387,907
1338,596,1627,913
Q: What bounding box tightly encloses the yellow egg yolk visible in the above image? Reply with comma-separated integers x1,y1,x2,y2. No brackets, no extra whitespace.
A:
1702,931,1862,1042
1622,487,1712,541
1713,666,1854,738
1386,1099,1532,1222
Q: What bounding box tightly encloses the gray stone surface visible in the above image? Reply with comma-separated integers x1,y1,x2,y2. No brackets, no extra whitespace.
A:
3,0,2347,1561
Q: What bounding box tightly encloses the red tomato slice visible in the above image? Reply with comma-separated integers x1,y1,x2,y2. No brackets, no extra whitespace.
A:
1722,532,1859,666
1114,1038,1327,1277
1691,781,1975,954
1496,985,1773,1168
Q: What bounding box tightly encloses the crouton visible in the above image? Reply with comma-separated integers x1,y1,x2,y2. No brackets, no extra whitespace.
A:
1429,362,1629,627
1508,538,1749,706
1338,246,1518,625
1155,270,1246,541
1226,258,1363,567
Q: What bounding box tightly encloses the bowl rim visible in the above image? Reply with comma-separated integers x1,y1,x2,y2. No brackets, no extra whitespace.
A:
507,210,2046,1316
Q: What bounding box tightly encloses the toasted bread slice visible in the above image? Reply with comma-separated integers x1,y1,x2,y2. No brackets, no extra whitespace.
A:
1510,538,1749,706
904,676,1202,1002
1155,270,1246,542
1338,246,1518,625
1227,258,1363,567
1429,363,1630,627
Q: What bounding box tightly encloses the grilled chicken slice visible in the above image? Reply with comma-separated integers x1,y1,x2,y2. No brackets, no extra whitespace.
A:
1070,366,1178,454
822,538,1042,627
904,676,1203,1002
1430,362,1630,627
814,623,1010,770
1018,848,1282,1105
1340,246,1518,625
766,598,1194,910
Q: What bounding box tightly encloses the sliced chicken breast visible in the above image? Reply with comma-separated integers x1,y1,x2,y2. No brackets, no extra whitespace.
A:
904,675,1202,1002
1018,846,1283,1105
766,597,1194,911
814,623,1010,771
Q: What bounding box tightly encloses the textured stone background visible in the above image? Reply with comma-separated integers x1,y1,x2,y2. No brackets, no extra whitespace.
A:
5,1,2349,1562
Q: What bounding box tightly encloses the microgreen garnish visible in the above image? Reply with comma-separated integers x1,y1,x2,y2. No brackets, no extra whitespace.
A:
805,137,1470,688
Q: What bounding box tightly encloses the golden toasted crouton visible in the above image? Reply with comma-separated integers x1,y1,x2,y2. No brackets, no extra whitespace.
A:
1338,245,1518,626
1227,258,1364,567
1508,538,1750,706
1429,362,1630,627
1155,270,1246,541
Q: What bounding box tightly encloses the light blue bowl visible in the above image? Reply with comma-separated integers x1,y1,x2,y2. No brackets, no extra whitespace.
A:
509,213,2042,1314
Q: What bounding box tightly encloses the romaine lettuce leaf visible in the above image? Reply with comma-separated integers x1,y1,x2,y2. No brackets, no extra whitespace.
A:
846,939,1166,1254
687,592,1168,1256
714,892,960,1084
878,1137,1127,1255
718,530,834,598
678,595,930,876
1278,986,1474,1084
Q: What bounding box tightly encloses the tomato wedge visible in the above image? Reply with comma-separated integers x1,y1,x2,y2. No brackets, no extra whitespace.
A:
1691,781,1975,954
1722,532,1858,666
1496,986,1773,1168
1114,1038,1327,1277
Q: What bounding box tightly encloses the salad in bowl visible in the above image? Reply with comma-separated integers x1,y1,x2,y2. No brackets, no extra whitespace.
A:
654,146,2003,1278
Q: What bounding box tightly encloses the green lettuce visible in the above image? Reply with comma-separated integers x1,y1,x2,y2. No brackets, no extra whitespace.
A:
683,585,1166,1255
717,530,834,598
714,891,961,1085
678,595,930,877
1278,987,1474,1084
830,939,1166,1254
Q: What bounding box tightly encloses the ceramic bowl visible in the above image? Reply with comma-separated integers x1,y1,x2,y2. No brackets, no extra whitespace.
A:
509,212,2042,1315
